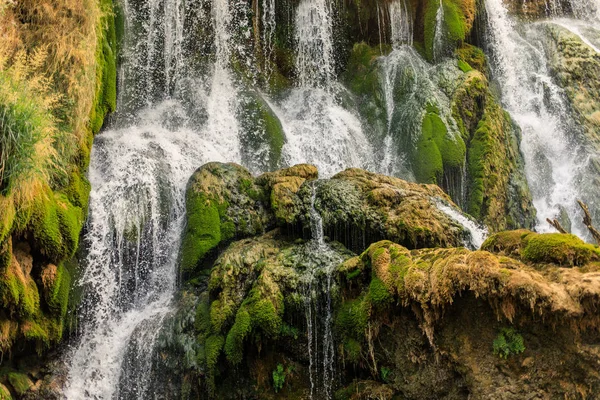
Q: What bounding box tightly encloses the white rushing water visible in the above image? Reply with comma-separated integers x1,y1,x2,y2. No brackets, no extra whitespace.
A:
63,104,228,399
484,0,592,237
433,0,446,61
294,0,335,88
390,0,413,48
273,0,374,177
302,181,340,400
436,202,488,249
262,0,277,79
274,88,374,177
64,0,238,397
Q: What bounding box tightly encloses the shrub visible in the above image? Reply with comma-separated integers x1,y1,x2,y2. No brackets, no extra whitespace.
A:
493,327,525,359
272,363,286,393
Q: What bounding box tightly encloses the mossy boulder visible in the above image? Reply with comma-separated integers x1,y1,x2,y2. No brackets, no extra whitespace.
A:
482,230,600,266
309,168,469,251
256,164,319,225
193,229,351,393
180,163,273,276
411,108,466,184
336,239,600,365
451,71,536,232
180,163,319,278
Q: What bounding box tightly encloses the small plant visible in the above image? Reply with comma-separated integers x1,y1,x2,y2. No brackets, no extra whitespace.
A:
380,366,392,383
272,363,286,393
493,327,525,359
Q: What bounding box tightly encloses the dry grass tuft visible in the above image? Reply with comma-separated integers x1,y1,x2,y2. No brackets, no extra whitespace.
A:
0,0,103,237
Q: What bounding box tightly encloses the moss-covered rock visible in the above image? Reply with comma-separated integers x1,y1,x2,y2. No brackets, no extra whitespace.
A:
256,164,318,225
482,230,600,266
180,163,273,276
451,71,536,232
423,0,476,61
411,108,466,184
310,168,469,251
336,239,600,367
7,372,32,396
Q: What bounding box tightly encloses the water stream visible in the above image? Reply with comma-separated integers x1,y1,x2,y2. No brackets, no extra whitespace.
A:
302,181,341,400
483,0,594,237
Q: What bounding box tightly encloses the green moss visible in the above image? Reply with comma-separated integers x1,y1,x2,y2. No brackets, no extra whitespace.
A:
90,0,117,134
457,59,472,73
272,363,286,393
21,320,51,352
239,93,286,171
28,189,83,264
0,241,11,271
344,42,383,99
457,44,487,73
0,260,40,318
47,263,71,318
412,111,465,184
0,383,12,400
180,191,222,274
7,372,32,396
210,299,234,333
467,117,492,218
260,102,286,170
424,0,469,61
369,277,392,308
280,323,299,339
224,308,251,365
55,194,84,260
343,338,362,364
245,288,283,338
63,170,91,211
29,192,61,262
522,233,600,266
336,295,370,339
195,293,211,335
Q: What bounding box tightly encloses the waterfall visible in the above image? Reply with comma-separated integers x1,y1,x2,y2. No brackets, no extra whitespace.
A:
63,0,241,397
271,0,374,177
389,0,413,48
568,0,600,22
436,202,488,249
294,0,335,88
433,0,446,61
63,107,227,399
302,181,340,399
484,0,592,237
262,0,277,78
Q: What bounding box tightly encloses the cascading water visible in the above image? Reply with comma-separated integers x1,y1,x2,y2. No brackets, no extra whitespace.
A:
302,181,342,399
294,0,335,88
63,0,239,398
378,44,466,204
272,0,375,177
261,0,277,78
389,0,413,47
433,0,446,61
483,0,596,237
436,202,488,249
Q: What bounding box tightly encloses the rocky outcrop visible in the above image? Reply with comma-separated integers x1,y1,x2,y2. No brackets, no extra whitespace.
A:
165,164,600,399
180,163,472,277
